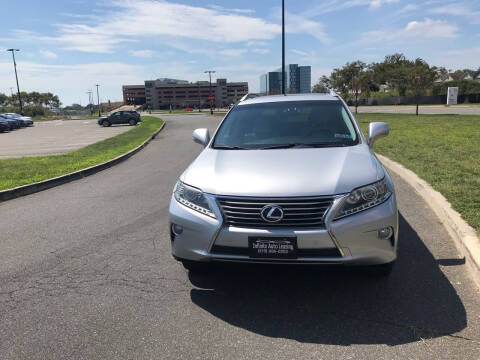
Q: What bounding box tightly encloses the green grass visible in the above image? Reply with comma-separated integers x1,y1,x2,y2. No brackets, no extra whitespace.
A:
0,116,164,191
357,113,480,233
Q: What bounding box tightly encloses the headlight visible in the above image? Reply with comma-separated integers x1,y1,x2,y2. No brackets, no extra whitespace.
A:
333,178,392,220
174,181,216,218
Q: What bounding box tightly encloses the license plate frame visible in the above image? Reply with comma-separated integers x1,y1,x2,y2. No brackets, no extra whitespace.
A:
248,236,298,259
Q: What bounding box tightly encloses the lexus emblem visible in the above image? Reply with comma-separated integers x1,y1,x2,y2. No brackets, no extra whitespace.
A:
260,205,284,223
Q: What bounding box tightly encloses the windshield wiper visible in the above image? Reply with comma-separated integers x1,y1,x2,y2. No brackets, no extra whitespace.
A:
260,142,349,149
213,145,248,150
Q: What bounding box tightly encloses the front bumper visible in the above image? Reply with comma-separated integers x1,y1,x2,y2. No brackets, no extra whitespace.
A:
169,191,398,266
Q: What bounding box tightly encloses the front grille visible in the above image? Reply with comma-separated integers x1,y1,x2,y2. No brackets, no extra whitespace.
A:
211,245,341,257
216,196,334,228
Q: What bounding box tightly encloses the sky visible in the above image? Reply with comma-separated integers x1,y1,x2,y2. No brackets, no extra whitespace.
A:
0,0,479,106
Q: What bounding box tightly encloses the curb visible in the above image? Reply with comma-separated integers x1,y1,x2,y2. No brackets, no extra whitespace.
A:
378,154,480,286
0,121,166,203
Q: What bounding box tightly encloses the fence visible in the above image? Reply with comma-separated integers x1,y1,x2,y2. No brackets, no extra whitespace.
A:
346,93,480,106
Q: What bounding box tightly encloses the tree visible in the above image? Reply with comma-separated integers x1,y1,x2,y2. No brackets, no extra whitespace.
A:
0,93,8,106
372,53,410,96
434,66,449,82
406,58,436,115
312,75,331,93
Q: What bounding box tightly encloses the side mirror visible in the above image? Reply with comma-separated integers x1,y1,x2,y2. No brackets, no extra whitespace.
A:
193,128,210,147
368,122,389,148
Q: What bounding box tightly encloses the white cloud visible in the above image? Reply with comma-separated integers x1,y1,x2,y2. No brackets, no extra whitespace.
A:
430,3,480,24
404,18,458,38
0,61,147,105
39,50,57,59
436,47,480,70
361,18,458,42
286,13,330,44
208,5,256,14
129,49,156,57
302,0,399,17
219,49,247,57
11,1,330,54
26,0,281,53
251,48,270,54
370,0,399,8
398,4,418,14
290,49,310,57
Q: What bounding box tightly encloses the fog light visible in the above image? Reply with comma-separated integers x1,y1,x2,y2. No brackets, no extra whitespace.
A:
378,227,393,240
171,224,183,236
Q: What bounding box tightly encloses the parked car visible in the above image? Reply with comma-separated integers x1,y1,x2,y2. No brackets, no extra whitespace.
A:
97,110,141,127
0,114,20,129
3,113,34,126
169,93,398,276
0,117,10,132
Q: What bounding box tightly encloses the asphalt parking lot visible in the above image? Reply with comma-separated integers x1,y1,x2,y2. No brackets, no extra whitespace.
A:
0,120,132,159
0,114,478,359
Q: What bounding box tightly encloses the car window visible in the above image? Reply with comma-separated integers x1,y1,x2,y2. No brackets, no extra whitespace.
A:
213,100,359,149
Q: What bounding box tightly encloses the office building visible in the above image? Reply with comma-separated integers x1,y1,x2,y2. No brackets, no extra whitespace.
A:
260,64,311,94
123,78,248,109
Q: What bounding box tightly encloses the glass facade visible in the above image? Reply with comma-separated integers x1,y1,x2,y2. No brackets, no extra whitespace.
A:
260,64,311,94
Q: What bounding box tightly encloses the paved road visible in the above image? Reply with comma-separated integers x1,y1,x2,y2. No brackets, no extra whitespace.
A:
0,114,478,359
350,105,480,115
0,120,131,159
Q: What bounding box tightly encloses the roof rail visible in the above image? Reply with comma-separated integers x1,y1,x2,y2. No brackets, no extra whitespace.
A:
329,89,339,97
239,93,262,102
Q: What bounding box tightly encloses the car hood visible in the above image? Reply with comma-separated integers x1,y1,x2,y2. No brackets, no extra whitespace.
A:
181,145,385,197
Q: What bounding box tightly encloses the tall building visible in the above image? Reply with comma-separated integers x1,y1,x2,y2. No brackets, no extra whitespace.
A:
260,64,311,94
122,78,248,109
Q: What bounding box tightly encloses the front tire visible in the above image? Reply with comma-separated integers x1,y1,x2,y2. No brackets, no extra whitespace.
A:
129,119,137,126
102,120,111,127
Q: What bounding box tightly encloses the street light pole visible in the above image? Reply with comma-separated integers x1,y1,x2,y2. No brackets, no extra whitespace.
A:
86,90,93,115
204,70,216,115
95,84,101,117
7,49,23,115
282,0,286,95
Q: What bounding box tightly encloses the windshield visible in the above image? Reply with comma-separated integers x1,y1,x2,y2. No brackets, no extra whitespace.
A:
212,100,359,149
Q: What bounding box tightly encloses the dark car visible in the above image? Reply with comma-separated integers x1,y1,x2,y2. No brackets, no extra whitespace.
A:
0,118,10,132
0,114,20,129
3,113,34,126
97,110,141,127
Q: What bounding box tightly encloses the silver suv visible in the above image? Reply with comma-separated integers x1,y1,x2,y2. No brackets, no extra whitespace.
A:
169,93,398,276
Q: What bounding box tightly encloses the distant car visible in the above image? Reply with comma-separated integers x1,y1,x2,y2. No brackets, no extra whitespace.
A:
185,108,193,112
97,110,141,127
0,117,10,132
0,114,20,129
3,113,34,127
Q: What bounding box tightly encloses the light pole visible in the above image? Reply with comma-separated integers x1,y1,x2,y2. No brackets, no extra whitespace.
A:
7,49,23,114
282,0,286,95
95,84,101,116
86,90,93,115
204,70,216,115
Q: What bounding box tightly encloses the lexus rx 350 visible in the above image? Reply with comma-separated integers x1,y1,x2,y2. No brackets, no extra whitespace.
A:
169,93,398,276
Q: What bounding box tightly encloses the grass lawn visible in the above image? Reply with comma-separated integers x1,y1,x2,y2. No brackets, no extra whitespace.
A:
357,113,480,233
0,116,164,191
